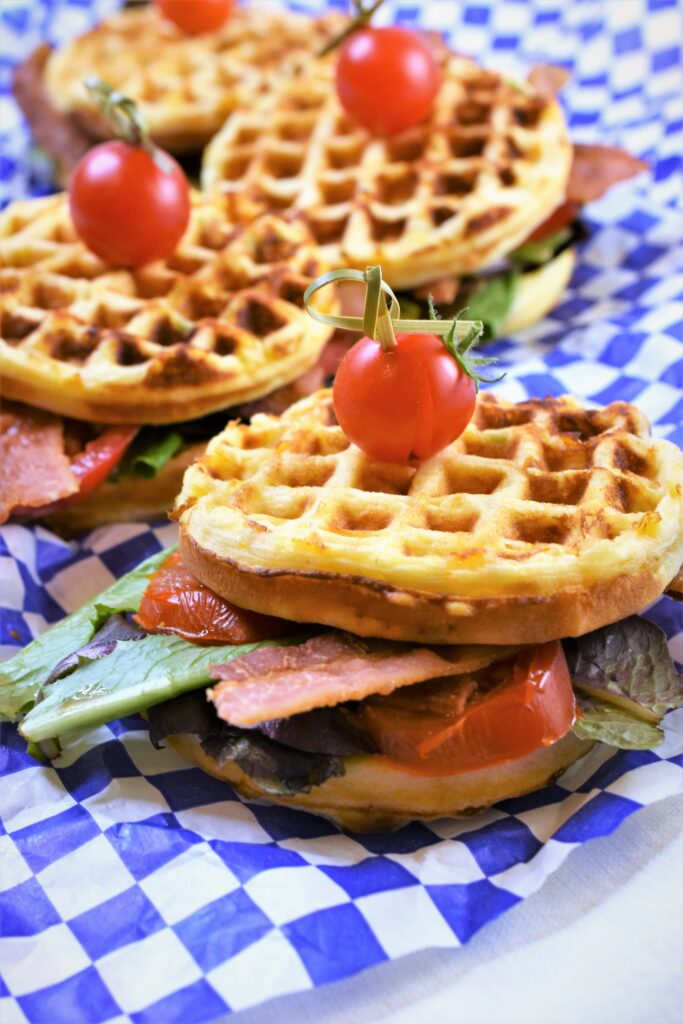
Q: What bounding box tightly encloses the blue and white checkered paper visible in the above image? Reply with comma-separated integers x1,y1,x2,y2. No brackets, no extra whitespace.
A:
1,1,682,1021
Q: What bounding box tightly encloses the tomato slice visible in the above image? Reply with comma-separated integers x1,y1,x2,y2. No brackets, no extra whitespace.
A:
135,552,293,645
526,200,581,243
69,426,138,498
357,642,576,776
12,425,138,519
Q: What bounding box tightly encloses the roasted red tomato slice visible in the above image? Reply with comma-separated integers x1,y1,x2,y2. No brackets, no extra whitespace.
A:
358,641,576,776
526,200,581,243
69,426,138,498
135,552,292,644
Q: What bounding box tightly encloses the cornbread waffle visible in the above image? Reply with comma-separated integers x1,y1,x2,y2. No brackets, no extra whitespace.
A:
43,5,341,154
202,54,572,288
178,389,683,645
0,193,334,424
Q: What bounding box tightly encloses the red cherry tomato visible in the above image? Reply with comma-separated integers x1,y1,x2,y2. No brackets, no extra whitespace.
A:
135,552,293,645
155,0,234,35
358,642,576,776
333,332,476,463
69,141,190,267
336,26,440,135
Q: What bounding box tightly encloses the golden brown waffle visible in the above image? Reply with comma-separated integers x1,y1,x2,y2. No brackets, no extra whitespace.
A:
43,5,341,154
0,192,334,424
178,389,683,645
202,54,572,288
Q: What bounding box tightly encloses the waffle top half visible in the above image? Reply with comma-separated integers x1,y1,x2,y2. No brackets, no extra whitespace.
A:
177,390,683,646
0,193,334,423
43,4,342,154
202,51,573,288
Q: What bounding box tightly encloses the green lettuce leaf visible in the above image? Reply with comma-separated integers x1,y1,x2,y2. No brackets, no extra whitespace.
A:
511,228,573,267
148,691,344,795
462,270,519,341
572,702,665,750
565,616,683,750
0,546,173,722
20,632,296,743
111,429,185,481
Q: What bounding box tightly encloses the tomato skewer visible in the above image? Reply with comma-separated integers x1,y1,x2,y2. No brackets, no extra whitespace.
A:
306,266,502,464
322,0,441,136
69,78,190,267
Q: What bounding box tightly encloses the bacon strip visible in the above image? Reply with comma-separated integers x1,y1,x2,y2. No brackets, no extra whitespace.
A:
13,45,93,182
209,633,518,727
232,332,355,418
528,64,571,99
567,144,649,205
0,402,79,524
665,568,683,602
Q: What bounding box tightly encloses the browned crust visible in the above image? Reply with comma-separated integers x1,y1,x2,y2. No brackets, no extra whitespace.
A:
665,567,683,602
0,373,297,426
180,529,667,645
167,731,594,831
44,442,205,535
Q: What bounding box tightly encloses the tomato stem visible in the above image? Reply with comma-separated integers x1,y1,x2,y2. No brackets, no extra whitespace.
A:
364,265,397,350
84,77,159,159
318,0,387,57
439,306,506,393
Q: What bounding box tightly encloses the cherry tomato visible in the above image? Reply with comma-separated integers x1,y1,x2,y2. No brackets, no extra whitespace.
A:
358,642,576,776
69,141,190,267
155,0,234,35
135,552,293,645
333,332,476,463
336,26,440,135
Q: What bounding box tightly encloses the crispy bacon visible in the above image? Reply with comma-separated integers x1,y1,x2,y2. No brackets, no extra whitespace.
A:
567,144,649,205
414,277,460,304
527,145,648,243
0,402,79,524
665,568,683,602
13,45,93,182
232,332,355,417
209,633,518,727
527,64,571,99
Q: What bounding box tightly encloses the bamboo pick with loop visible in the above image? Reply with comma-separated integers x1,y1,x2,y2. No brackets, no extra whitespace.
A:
304,266,484,349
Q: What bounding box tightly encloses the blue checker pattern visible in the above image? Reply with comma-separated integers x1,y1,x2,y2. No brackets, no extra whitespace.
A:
1,1,682,1021
69,886,167,961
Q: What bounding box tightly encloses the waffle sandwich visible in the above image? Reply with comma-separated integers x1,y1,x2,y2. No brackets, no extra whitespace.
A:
16,4,340,170
177,390,683,644
0,192,334,530
202,51,573,290
202,45,647,335
5,390,682,829
116,388,681,828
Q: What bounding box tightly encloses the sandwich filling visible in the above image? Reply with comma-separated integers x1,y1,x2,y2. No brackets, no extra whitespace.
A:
0,333,349,526
3,548,681,799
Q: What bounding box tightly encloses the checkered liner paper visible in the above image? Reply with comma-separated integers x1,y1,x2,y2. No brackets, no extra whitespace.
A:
1,0,682,1020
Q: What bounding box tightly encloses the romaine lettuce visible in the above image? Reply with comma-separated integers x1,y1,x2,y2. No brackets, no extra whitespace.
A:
0,546,173,722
